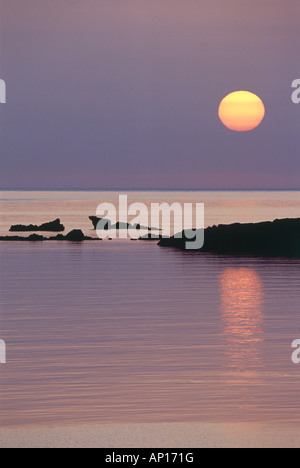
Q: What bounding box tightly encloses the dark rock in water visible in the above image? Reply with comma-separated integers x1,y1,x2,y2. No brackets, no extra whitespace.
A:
158,218,300,257
38,219,65,231
50,234,65,241
0,230,95,242
9,219,65,232
89,216,111,230
0,236,20,241
109,222,150,230
0,234,47,241
64,230,87,241
89,217,136,230
117,222,160,231
112,221,131,230
139,233,163,241
28,234,46,241
89,216,160,232
49,230,95,241
60,230,95,242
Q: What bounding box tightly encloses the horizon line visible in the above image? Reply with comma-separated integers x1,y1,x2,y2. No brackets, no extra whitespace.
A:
0,187,300,192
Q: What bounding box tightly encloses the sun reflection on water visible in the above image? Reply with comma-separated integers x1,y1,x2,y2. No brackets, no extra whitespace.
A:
220,267,264,374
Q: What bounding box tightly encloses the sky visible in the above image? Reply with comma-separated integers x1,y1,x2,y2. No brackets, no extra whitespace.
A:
0,0,299,189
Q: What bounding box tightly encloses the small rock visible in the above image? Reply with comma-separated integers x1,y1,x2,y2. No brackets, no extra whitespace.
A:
65,230,86,242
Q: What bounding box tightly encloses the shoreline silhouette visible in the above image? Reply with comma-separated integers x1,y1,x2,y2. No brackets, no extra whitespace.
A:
158,218,300,257
1,217,299,257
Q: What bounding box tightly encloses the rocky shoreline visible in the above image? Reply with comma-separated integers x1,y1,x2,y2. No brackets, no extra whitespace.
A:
158,218,300,257
0,229,95,242
9,219,65,232
1,217,300,256
89,215,160,232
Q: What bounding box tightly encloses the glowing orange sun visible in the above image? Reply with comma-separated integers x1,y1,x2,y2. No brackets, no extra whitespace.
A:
218,91,265,132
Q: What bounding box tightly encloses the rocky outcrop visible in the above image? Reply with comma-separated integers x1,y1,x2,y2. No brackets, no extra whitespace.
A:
89,216,160,232
0,234,48,241
0,230,95,242
9,219,65,232
158,218,300,257
64,230,88,242
89,216,111,230
139,233,163,241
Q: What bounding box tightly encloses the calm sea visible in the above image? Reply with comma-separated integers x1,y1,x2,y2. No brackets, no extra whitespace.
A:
0,190,300,426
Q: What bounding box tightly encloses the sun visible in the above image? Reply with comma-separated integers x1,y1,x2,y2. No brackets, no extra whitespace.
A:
218,91,265,132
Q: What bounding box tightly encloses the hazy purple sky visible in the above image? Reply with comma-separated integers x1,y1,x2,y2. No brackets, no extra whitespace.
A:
0,0,299,189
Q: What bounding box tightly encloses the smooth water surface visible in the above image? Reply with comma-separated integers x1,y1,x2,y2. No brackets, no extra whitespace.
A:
0,191,299,426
